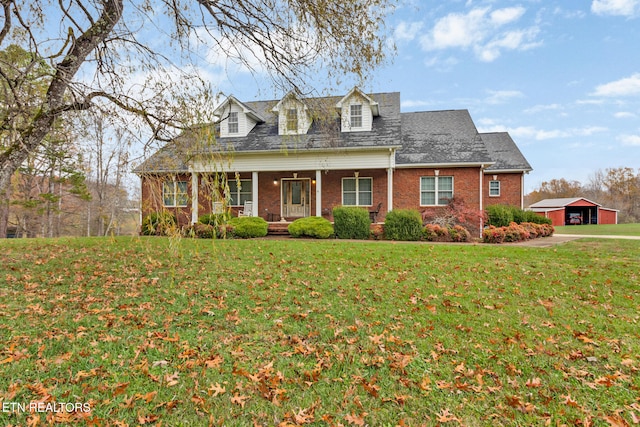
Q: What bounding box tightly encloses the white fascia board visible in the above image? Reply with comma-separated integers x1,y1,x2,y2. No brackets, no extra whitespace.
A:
190,146,400,173
483,168,531,174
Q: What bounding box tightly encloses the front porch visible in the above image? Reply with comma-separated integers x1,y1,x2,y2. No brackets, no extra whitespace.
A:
188,168,394,226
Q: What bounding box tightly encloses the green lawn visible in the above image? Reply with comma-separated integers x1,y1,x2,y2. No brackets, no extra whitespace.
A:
0,237,639,426
555,223,640,236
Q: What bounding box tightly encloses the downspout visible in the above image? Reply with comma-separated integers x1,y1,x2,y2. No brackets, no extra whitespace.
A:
479,165,484,238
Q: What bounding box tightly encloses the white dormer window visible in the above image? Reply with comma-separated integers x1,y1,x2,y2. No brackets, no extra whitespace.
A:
350,104,362,128
228,112,239,134
273,92,311,135
337,87,379,133
286,108,298,132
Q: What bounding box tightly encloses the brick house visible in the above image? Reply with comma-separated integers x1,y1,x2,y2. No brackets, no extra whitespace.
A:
134,89,532,233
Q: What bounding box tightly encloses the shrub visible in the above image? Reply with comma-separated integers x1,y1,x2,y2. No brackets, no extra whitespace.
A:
483,226,506,243
486,204,553,227
228,217,268,238
485,204,514,227
449,225,471,242
333,206,371,240
141,211,177,236
384,209,423,241
422,197,485,235
199,212,232,226
370,224,384,240
188,223,216,239
288,217,334,239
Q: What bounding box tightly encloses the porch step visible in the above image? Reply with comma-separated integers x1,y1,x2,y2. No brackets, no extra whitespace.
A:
267,222,291,236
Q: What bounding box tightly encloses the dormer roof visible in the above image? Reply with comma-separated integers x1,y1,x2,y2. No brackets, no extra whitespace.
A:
336,87,379,116
214,95,265,123
272,91,309,112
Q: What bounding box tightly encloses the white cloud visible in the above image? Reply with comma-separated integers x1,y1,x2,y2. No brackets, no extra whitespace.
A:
401,99,435,109
591,73,640,97
484,89,524,104
394,21,424,43
591,0,640,16
419,6,541,62
524,103,563,114
619,134,640,145
614,111,637,118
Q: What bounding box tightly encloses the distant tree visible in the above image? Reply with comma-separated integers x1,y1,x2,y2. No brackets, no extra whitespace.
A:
0,0,396,201
600,167,640,223
527,178,583,204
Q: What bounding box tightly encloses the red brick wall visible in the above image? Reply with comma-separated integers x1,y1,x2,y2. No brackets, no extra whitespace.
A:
141,174,192,228
483,173,524,209
394,167,482,211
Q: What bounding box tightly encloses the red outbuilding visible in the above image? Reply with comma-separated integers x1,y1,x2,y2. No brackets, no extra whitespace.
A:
528,197,618,226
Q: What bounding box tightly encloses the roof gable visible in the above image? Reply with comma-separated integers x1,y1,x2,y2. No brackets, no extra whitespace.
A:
481,132,532,172
397,110,493,166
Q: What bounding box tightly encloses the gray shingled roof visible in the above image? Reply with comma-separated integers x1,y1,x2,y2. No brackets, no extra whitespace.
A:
134,92,531,174
481,132,532,172
398,110,493,166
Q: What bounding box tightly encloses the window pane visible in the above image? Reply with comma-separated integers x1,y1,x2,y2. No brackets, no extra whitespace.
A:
343,178,356,192
287,108,298,131
421,177,435,191
359,178,372,191
350,104,362,128
176,181,188,206
343,193,357,205
228,112,238,133
439,177,453,191
163,182,174,206
421,192,435,205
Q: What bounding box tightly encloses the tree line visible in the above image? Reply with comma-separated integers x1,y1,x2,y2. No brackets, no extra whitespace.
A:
526,167,640,223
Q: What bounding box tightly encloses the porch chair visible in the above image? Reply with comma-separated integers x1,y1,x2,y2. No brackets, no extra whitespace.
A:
369,202,383,223
212,201,224,215
238,200,253,217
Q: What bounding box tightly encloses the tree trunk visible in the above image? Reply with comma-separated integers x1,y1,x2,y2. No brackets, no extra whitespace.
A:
0,0,123,197
0,184,9,238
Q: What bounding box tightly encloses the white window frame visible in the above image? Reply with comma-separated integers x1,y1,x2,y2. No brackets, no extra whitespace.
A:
350,104,362,128
489,180,501,197
342,177,373,206
163,181,188,207
286,108,298,132
228,112,239,134
420,176,454,206
227,178,252,206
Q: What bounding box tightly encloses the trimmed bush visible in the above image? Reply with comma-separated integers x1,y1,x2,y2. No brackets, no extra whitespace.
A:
486,204,552,227
384,209,423,241
288,217,334,239
228,217,268,238
188,223,216,239
199,212,232,225
485,204,514,227
333,206,371,240
483,221,554,244
141,211,177,236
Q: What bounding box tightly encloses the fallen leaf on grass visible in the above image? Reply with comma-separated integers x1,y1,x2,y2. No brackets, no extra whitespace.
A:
231,394,249,407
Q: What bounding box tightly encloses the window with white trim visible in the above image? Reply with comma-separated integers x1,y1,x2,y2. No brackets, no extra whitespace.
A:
342,177,372,206
489,180,500,197
228,112,238,134
228,179,252,206
286,108,298,131
420,176,453,206
350,104,362,128
163,181,188,207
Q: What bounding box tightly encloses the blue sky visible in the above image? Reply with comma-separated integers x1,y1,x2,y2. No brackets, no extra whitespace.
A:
202,0,640,193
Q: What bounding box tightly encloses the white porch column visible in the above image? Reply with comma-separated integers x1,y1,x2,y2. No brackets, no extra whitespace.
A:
315,170,322,217
252,171,259,216
387,167,393,212
191,172,199,224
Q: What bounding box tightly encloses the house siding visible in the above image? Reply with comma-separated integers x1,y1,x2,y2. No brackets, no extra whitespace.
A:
141,174,192,226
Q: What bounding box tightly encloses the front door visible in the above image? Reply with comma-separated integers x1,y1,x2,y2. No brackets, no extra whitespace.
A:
282,179,310,218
